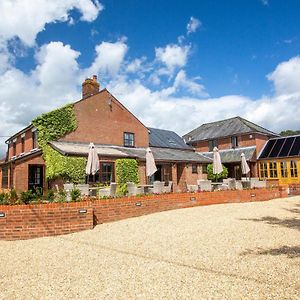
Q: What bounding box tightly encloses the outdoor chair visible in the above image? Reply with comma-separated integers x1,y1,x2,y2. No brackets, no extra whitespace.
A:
236,180,243,190
163,181,173,193
76,184,89,196
149,181,164,194
197,179,212,192
63,183,74,201
98,182,118,198
250,178,266,188
223,178,236,190
187,184,198,192
127,182,142,196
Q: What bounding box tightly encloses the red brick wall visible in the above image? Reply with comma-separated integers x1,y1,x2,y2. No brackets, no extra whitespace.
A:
289,184,300,196
61,90,149,148
193,133,270,153
12,154,46,192
0,187,286,241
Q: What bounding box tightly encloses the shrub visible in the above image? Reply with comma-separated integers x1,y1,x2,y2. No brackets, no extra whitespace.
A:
46,189,55,202
115,158,139,195
20,190,36,204
0,192,10,205
56,190,67,203
207,163,228,182
34,187,43,199
70,188,81,202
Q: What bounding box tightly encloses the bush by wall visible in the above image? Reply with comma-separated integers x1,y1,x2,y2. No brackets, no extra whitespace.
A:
207,163,228,182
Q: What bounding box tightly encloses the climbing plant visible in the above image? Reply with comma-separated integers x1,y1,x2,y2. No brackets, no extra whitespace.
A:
115,158,139,195
32,104,86,183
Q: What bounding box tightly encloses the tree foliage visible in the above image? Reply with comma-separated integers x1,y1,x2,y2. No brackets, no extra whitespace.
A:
280,130,300,137
207,163,228,182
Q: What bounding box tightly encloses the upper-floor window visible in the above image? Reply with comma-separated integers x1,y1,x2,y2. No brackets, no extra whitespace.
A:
12,142,16,156
231,136,238,148
21,135,25,153
32,130,38,149
208,139,218,152
124,132,135,147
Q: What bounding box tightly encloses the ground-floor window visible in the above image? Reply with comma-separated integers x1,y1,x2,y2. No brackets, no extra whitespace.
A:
88,162,115,184
280,161,288,178
1,166,8,188
259,162,268,179
192,164,198,174
290,160,298,177
202,164,208,174
269,161,277,178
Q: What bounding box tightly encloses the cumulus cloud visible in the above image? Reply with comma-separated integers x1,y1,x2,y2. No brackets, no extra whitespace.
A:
267,56,300,95
187,17,201,35
0,0,103,46
87,40,128,77
155,44,190,71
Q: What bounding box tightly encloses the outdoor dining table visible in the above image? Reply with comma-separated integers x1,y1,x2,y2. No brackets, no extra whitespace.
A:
89,186,107,196
211,182,224,191
138,184,153,194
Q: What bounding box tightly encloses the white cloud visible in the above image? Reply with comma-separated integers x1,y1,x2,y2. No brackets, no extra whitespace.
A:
0,0,103,46
267,56,300,95
187,17,201,35
87,40,128,77
155,44,190,71
261,0,269,5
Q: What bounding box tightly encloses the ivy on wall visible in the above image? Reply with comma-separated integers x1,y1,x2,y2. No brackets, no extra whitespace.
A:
32,104,86,183
115,158,139,195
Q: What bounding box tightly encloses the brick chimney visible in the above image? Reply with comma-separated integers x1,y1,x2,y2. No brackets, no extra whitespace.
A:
82,75,100,99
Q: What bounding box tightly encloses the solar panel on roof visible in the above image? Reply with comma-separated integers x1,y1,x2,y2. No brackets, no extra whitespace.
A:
260,139,276,158
289,136,300,156
278,137,295,157
268,138,285,158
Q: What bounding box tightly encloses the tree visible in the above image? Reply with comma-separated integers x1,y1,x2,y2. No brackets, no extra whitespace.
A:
280,130,300,137
207,164,228,182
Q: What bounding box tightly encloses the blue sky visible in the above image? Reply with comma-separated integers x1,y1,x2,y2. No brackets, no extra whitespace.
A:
0,0,300,154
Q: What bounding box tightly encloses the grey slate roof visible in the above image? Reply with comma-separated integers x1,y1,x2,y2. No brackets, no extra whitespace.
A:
200,146,256,163
183,116,278,142
50,141,211,163
148,127,191,150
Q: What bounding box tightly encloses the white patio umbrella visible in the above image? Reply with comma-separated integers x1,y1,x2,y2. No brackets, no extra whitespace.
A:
146,147,157,177
85,143,99,175
241,153,250,175
213,147,223,175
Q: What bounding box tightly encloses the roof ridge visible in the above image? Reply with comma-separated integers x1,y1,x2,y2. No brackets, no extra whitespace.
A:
238,116,278,136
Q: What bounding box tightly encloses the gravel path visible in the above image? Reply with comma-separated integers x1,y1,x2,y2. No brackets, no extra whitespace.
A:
1,196,299,299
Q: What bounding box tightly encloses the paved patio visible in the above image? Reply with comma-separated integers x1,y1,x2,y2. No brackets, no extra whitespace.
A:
0,196,299,299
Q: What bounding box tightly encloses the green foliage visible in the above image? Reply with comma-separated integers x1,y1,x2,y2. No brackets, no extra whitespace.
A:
20,190,36,204
280,129,300,136
32,104,87,183
46,189,55,202
56,190,67,203
207,163,228,182
0,192,10,205
115,159,139,195
70,188,81,202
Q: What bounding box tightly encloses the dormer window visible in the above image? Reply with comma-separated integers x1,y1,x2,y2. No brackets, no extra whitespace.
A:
231,136,238,148
124,132,135,147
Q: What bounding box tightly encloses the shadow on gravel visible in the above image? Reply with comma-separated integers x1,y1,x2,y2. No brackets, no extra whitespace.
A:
241,246,300,259
240,203,300,231
240,216,300,231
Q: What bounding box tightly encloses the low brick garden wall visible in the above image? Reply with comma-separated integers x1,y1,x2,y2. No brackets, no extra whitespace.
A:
0,187,287,241
289,184,300,196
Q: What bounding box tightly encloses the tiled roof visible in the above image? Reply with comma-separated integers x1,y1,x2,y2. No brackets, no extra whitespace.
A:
183,116,278,142
200,146,256,163
148,127,191,150
50,141,211,163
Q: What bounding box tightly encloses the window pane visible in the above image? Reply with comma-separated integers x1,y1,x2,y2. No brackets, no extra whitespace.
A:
1,166,8,188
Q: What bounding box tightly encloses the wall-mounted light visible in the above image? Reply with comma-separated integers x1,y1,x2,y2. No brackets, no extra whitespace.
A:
190,197,196,202
0,212,6,218
78,209,87,214
251,193,256,197
135,202,142,207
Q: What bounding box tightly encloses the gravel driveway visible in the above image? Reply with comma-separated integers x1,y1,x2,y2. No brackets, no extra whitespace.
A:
1,196,299,299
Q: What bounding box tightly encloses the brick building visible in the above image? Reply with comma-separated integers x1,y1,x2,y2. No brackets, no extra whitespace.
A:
0,76,210,193
183,117,279,179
